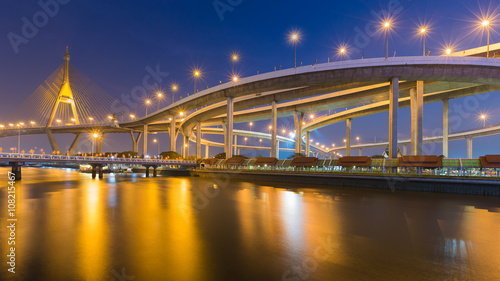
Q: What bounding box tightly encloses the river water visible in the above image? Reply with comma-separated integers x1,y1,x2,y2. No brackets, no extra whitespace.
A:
1,167,499,280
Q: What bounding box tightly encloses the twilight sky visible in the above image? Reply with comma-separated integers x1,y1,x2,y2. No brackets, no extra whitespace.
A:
0,0,499,158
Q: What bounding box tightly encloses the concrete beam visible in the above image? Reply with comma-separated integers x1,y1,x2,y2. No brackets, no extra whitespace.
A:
389,77,399,159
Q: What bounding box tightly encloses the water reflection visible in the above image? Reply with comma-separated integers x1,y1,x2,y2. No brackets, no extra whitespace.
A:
0,168,499,280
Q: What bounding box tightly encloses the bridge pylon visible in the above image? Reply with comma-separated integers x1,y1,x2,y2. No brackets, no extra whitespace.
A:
46,47,79,127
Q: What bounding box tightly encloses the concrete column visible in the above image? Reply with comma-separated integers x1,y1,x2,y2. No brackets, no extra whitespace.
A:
234,135,238,156
145,166,150,177
46,129,61,154
98,165,104,179
270,100,277,158
346,118,352,156
443,99,449,158
305,131,310,157
293,110,305,154
182,135,189,158
143,124,148,157
68,133,82,155
130,132,143,153
359,149,362,156
10,162,23,181
403,145,407,156
170,116,176,152
91,165,97,179
153,166,158,177
467,137,473,159
226,97,234,159
276,140,280,159
410,81,424,155
196,122,202,158
205,145,209,158
389,77,399,159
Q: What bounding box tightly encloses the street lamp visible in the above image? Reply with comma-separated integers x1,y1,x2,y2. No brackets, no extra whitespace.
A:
157,91,164,110
420,27,427,56
153,139,160,156
290,32,299,68
171,84,178,103
309,114,314,119
339,47,346,61
92,133,99,156
383,21,391,59
130,114,135,119
482,20,491,59
481,114,487,127
145,99,151,116
244,137,248,145
446,48,452,55
193,70,201,94
16,123,22,154
231,53,238,74
30,121,36,126
259,139,262,146
249,122,253,131
56,119,61,126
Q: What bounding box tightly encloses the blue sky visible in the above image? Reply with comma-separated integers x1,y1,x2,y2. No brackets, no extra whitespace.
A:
0,0,499,158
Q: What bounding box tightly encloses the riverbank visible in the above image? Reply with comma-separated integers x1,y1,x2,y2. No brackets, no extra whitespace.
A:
193,169,500,196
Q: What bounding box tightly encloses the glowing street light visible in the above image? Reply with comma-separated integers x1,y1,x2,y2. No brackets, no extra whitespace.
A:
249,122,253,131
309,114,314,119
244,137,248,145
481,114,487,127
339,47,346,61
383,21,391,59
179,112,184,116
171,84,178,103
145,99,151,116
30,121,36,126
282,129,286,134
259,139,262,146
332,143,335,147
157,91,164,110
420,27,427,56
445,48,452,55
482,20,491,59
56,119,61,125
193,70,201,94
231,53,238,74
92,133,99,156
130,114,135,119
153,138,160,156
232,75,239,82
290,32,299,68
356,137,360,144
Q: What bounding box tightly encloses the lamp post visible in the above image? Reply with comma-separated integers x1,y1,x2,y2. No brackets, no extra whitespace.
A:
16,123,22,154
249,122,253,131
193,70,201,95
339,48,346,61
420,27,426,56
171,84,178,103
481,114,486,127
92,133,99,156
231,54,238,74
291,33,299,68
153,139,160,157
482,20,491,59
384,21,390,59
145,99,151,116
157,91,163,111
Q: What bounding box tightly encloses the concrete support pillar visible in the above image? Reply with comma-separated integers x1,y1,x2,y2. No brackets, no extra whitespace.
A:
234,135,238,156
205,145,209,158
170,116,177,152
346,118,352,156
293,110,305,154
467,137,473,159
46,129,61,154
237,148,240,155
153,166,158,177
305,131,310,157
91,165,97,179
410,81,424,155
182,135,189,158
389,77,399,159
403,145,407,156
196,122,202,158
226,97,234,159
143,125,148,157
270,100,277,158
443,99,449,158
10,162,23,181
130,132,143,153
68,133,82,155
359,149,362,156
276,141,280,159
98,165,104,179
145,166,150,177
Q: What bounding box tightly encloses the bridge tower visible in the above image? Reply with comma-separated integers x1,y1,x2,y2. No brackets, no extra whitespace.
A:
46,47,79,127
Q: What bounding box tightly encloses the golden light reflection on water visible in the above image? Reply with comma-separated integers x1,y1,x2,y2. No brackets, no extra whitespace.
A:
0,168,499,280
